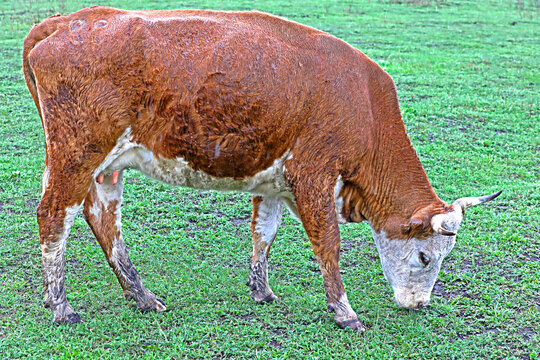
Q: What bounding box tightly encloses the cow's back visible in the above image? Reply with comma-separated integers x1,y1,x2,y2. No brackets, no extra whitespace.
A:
26,7,373,179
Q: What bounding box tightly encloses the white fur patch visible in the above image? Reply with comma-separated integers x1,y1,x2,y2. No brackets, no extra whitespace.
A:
371,226,458,309
95,129,347,224
41,166,50,199
329,293,356,319
41,203,82,263
95,128,294,198
89,173,124,222
253,197,283,245
89,199,102,219
334,175,347,224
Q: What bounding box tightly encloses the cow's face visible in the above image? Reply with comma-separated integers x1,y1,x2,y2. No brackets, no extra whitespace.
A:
370,191,501,309
372,208,462,309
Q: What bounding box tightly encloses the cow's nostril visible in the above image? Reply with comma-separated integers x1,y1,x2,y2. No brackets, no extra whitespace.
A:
416,301,424,309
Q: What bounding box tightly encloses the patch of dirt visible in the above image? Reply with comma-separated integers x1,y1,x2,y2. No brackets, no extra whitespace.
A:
231,217,250,226
340,240,354,253
269,339,283,349
340,238,374,254
221,260,245,270
270,327,286,336
25,198,38,210
457,327,500,340
124,177,141,184
0,201,17,215
519,327,537,341
66,257,83,272
523,253,539,262
188,218,211,231
0,75,21,82
213,210,225,218
432,280,476,300
240,313,254,321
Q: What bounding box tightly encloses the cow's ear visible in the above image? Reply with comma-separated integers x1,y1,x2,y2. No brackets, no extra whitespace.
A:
400,217,424,235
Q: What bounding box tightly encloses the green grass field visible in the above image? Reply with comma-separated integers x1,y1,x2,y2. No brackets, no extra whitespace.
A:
0,0,538,358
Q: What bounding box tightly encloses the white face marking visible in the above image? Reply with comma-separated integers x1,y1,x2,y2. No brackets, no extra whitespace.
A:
371,212,462,309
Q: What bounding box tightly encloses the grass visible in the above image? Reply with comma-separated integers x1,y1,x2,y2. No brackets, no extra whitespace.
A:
0,0,538,358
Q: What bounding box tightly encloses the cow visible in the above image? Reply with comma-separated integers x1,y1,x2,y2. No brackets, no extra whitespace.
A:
23,6,500,331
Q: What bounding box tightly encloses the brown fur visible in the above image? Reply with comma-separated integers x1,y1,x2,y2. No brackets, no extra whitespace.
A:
23,6,450,328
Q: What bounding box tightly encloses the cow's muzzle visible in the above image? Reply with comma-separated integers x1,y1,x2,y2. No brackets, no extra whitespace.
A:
394,289,431,310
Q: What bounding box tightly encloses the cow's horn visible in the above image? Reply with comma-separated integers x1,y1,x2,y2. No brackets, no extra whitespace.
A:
430,214,457,237
453,190,503,211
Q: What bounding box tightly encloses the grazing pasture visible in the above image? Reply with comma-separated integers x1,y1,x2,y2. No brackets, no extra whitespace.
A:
0,0,538,358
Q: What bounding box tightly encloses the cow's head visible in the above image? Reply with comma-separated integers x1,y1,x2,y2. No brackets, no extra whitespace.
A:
371,191,501,309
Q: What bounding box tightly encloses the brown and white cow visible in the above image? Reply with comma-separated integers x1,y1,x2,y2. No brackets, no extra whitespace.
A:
23,7,500,330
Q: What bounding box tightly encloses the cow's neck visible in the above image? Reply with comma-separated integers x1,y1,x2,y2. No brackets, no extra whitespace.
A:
341,78,445,238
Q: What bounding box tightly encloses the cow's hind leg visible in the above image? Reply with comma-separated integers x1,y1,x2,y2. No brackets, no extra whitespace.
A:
247,196,283,303
83,172,165,312
38,167,91,323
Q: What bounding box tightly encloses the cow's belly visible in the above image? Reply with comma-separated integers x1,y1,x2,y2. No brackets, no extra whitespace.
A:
93,128,293,197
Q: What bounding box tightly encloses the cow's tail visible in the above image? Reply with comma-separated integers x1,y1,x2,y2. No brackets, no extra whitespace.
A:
23,14,69,164
22,14,67,122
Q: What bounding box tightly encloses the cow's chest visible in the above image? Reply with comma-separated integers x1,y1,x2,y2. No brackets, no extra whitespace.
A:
94,128,293,197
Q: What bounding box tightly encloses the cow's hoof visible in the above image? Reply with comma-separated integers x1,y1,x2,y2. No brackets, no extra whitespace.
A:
335,317,366,332
154,297,167,312
135,296,167,312
54,312,82,324
251,291,278,304
125,289,167,312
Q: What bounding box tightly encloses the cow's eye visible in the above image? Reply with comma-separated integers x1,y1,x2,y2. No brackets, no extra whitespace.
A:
418,252,431,267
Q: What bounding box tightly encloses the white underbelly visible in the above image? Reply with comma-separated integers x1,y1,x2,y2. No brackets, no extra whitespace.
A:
93,128,294,198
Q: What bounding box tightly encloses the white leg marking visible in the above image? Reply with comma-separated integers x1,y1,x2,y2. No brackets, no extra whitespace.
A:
281,197,300,222
42,203,82,320
329,293,356,318
254,197,283,245
41,204,82,261
92,173,124,259
248,197,283,302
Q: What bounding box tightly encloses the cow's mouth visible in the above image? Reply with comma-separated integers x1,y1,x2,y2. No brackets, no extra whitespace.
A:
394,290,431,310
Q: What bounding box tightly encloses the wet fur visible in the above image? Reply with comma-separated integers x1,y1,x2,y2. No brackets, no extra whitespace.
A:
24,7,456,329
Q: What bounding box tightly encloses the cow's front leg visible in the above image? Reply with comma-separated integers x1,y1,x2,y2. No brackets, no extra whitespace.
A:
83,172,165,313
247,196,283,303
290,176,365,331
